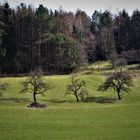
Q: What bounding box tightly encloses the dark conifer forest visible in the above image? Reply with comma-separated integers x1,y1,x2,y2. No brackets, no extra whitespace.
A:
0,2,140,74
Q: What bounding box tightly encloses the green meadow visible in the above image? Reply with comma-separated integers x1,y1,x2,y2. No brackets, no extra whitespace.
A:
0,62,140,140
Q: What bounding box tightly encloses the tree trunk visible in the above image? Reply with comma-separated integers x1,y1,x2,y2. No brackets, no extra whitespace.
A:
117,91,121,100
75,95,79,102
33,92,37,103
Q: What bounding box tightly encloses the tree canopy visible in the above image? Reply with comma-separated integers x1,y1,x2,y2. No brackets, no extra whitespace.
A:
0,2,140,75
20,69,51,102
98,71,133,99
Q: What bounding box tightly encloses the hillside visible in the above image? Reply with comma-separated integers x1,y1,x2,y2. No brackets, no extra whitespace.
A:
0,62,140,140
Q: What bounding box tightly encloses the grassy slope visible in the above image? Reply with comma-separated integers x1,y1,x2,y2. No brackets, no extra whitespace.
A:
0,62,140,140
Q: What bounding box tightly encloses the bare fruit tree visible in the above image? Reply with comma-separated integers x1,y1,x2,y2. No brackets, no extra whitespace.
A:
98,71,133,99
65,76,88,102
114,57,127,72
20,69,51,103
0,80,9,97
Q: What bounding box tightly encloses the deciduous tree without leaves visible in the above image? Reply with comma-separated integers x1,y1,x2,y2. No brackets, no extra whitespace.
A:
98,71,133,99
0,80,9,97
65,76,88,102
20,69,51,103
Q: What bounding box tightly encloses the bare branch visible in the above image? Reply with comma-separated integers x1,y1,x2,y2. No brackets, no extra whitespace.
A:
19,69,52,102
65,75,88,102
0,81,9,97
98,71,133,99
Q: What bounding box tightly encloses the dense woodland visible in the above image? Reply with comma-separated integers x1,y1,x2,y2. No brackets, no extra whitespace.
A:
0,2,140,74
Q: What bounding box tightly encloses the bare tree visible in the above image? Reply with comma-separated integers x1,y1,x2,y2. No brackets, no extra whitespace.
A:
65,76,88,102
114,57,127,72
0,80,9,97
96,60,101,71
98,71,133,99
20,69,51,103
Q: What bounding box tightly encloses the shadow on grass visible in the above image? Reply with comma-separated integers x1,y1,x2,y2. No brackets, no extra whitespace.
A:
0,97,31,103
42,97,117,104
0,97,117,104
100,67,113,71
49,99,75,103
84,96,117,103
128,65,140,70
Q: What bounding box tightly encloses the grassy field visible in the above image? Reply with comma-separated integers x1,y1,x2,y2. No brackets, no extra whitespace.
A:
0,62,140,140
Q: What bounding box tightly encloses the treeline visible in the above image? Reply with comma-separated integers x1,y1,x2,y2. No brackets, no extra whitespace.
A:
0,2,140,74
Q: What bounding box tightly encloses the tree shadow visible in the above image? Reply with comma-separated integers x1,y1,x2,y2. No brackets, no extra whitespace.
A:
128,65,140,70
84,96,117,103
100,67,113,71
49,99,74,103
0,97,117,104
0,97,31,103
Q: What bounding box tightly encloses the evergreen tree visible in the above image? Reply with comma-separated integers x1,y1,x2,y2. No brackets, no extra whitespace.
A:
129,10,140,50
114,10,130,53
